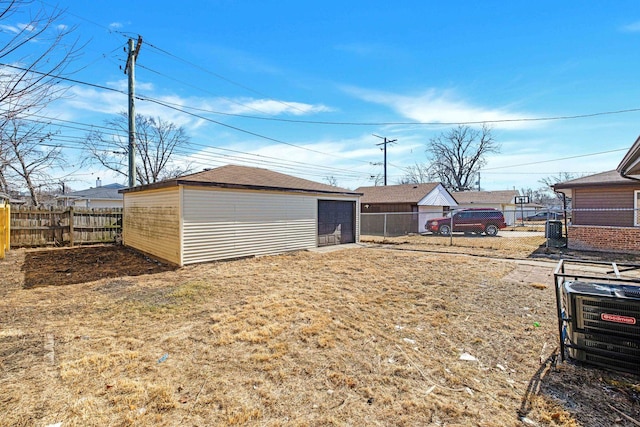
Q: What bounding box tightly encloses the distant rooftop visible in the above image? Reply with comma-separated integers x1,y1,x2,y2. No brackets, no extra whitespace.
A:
62,183,126,200
452,190,519,205
354,183,441,204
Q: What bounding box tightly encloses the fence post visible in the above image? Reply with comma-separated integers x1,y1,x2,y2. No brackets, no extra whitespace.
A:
0,201,6,259
449,211,454,246
383,213,387,238
69,206,74,247
5,203,9,253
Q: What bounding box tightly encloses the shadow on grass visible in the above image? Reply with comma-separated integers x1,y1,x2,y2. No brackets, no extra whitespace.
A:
21,245,177,289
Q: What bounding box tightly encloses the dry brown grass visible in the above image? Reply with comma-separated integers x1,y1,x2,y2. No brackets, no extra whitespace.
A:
361,233,547,259
0,246,635,426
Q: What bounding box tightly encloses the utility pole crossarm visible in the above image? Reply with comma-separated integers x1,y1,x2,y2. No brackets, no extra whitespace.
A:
373,134,397,186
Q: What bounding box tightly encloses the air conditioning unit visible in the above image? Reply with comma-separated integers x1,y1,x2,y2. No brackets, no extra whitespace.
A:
562,281,640,373
555,260,640,374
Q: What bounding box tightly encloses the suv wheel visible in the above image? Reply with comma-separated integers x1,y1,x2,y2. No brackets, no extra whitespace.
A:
438,224,451,236
485,224,498,236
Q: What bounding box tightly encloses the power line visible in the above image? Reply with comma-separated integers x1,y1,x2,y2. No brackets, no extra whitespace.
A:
143,40,309,114
482,148,629,171
0,62,127,95
136,93,373,163
0,61,374,164
136,63,279,116
6,112,372,180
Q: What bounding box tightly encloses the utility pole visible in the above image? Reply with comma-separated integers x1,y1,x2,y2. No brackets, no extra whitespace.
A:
124,36,142,187
372,134,397,186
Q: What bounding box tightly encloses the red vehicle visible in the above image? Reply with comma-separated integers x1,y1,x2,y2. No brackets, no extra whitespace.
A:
426,208,507,236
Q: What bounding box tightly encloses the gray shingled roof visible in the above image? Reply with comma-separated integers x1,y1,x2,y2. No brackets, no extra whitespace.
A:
354,183,440,204
64,183,126,200
121,165,361,195
452,190,518,204
553,170,638,189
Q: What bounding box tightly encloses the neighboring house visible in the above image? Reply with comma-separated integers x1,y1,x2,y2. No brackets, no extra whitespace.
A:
553,169,640,253
451,190,520,225
355,183,457,234
120,165,362,266
58,181,125,209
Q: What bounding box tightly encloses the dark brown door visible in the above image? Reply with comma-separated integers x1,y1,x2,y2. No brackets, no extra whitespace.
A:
318,200,355,246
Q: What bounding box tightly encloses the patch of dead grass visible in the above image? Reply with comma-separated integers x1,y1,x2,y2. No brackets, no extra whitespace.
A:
361,233,546,259
0,246,637,426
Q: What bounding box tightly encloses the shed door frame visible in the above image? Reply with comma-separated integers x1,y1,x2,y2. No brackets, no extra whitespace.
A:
317,200,356,246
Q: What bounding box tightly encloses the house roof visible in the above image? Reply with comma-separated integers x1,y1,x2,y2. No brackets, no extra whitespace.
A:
617,135,640,178
121,165,361,196
452,190,519,205
552,170,639,190
61,183,126,200
354,183,441,204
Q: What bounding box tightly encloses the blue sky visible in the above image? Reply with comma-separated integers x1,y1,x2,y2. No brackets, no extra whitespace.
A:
6,1,640,191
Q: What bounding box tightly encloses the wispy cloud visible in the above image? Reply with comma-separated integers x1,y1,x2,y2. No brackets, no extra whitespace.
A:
220,98,332,116
620,20,640,32
0,24,19,34
0,23,35,34
59,80,333,132
342,86,540,129
109,22,123,30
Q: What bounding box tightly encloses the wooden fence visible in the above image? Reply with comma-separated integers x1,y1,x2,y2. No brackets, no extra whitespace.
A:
10,206,122,248
0,200,9,258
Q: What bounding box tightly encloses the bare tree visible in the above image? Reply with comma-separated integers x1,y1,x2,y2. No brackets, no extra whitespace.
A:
369,172,384,186
84,113,193,185
0,118,64,205
324,176,339,187
0,1,81,123
539,172,579,189
538,172,582,204
426,125,499,191
520,186,556,205
0,1,80,199
399,162,432,184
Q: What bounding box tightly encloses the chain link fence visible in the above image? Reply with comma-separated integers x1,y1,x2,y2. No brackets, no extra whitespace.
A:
360,208,565,257
361,206,640,257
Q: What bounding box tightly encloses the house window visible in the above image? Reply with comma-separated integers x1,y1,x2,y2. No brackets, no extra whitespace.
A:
635,191,640,226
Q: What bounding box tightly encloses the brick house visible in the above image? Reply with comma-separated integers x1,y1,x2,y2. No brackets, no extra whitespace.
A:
553,169,640,253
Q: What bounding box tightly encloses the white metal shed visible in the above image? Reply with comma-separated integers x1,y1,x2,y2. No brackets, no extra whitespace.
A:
120,165,361,266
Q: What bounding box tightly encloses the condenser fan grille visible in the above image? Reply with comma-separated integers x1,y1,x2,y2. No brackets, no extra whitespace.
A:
562,279,640,374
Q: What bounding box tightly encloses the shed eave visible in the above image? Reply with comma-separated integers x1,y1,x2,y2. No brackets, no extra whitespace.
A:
121,179,362,197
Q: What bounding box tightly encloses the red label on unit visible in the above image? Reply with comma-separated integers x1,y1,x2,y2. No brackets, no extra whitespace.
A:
601,313,637,325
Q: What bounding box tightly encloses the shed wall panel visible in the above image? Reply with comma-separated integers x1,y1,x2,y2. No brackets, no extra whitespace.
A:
182,187,318,265
123,188,181,265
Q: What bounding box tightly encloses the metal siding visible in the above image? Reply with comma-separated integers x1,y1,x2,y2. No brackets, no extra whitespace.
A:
123,188,181,265
574,187,636,227
182,187,317,265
